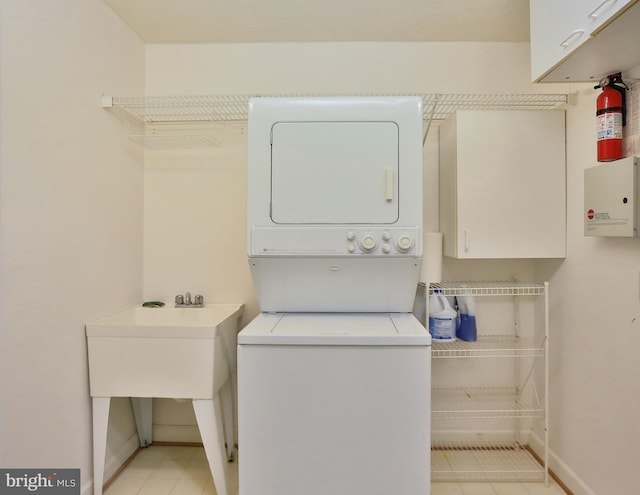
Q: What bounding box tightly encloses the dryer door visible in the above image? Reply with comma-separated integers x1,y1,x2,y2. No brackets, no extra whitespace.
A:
270,121,399,224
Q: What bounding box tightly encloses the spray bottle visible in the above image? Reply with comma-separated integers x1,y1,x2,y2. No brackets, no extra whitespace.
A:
455,289,477,342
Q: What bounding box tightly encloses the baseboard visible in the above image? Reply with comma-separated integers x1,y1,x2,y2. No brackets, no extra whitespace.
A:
528,431,597,495
81,433,140,495
152,424,202,443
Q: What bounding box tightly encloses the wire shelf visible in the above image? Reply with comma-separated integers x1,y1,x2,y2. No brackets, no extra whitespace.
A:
431,335,544,359
429,281,546,296
431,442,545,482
103,93,570,149
107,93,569,124
421,93,568,121
110,95,250,123
429,279,550,485
432,387,543,420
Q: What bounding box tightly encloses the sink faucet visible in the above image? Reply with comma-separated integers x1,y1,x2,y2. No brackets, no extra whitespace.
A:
175,292,204,308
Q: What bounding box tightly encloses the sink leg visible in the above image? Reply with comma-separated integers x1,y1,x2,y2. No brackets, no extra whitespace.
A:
193,398,229,495
92,397,111,495
221,380,235,461
130,397,153,447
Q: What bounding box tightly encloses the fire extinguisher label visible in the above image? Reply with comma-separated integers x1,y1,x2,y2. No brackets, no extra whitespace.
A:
597,112,623,140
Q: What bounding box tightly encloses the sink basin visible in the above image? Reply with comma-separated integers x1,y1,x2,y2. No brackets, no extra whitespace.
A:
86,303,244,399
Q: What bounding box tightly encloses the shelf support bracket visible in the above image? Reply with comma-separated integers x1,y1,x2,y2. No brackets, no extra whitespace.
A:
101,95,113,108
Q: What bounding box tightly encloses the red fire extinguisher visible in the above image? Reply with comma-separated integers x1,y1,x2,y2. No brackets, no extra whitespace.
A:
595,72,628,162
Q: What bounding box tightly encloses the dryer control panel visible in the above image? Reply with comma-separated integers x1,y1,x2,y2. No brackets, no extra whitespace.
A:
250,226,420,256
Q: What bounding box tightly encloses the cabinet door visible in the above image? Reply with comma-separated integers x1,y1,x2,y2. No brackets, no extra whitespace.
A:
587,0,635,34
530,0,590,81
440,110,566,259
531,0,638,81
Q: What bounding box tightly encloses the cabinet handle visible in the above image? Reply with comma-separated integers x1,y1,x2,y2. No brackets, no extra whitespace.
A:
588,0,616,19
559,29,585,48
464,229,470,252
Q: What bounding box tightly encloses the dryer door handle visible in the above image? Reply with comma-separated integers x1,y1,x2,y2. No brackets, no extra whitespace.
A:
385,168,394,201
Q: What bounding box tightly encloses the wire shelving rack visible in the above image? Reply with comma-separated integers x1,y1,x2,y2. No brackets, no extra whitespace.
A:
102,93,570,149
428,281,550,485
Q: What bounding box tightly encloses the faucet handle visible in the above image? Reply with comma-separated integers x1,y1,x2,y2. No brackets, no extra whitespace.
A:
195,294,204,305
175,294,184,305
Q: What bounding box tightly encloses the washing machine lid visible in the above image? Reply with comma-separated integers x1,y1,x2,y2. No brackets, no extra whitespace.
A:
238,313,430,346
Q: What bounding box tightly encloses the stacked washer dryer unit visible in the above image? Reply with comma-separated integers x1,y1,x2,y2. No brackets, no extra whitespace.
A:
238,97,431,495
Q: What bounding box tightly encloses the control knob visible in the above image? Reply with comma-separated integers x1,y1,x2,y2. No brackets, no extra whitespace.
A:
395,234,414,252
358,234,378,252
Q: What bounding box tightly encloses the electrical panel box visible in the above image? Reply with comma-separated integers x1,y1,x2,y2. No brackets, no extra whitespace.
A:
584,156,639,237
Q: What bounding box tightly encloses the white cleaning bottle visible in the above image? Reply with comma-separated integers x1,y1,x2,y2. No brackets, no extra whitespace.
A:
428,291,457,342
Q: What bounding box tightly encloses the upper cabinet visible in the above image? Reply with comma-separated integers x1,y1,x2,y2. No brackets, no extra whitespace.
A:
530,0,640,82
530,0,591,81
439,110,566,259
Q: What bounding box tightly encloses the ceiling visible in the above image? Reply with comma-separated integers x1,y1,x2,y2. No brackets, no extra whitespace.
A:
104,0,531,43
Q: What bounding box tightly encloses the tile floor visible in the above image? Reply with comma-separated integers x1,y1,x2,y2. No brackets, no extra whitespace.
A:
105,445,237,495
104,445,568,495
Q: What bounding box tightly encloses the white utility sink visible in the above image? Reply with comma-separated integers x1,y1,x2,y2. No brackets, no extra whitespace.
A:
86,303,242,398
86,303,244,495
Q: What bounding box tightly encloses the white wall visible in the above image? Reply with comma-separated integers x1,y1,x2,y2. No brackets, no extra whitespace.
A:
536,86,640,495
0,0,145,489
142,42,553,438
141,40,557,456
143,41,562,320
144,41,640,494
2,17,637,493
